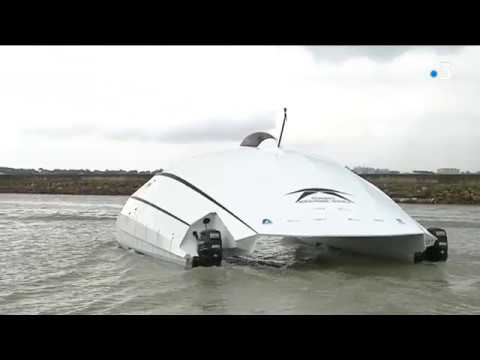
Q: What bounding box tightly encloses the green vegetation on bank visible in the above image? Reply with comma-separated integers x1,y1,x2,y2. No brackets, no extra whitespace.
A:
1,173,480,204
0,175,151,196
363,174,480,205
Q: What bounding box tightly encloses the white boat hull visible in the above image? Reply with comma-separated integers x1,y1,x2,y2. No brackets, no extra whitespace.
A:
115,138,441,266
295,234,427,262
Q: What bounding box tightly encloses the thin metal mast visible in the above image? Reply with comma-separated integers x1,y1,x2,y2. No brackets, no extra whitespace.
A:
278,108,287,148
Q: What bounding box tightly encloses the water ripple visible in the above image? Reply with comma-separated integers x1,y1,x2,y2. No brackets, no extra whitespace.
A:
1,194,480,314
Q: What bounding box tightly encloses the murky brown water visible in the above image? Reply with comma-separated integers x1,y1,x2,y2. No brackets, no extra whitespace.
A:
1,193,480,314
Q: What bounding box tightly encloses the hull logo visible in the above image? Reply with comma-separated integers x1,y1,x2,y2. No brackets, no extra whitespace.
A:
286,188,353,203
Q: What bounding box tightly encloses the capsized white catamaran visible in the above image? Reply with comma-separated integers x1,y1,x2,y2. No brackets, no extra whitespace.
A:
116,109,448,268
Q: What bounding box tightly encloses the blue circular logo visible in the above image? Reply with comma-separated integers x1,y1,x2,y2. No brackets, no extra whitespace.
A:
430,70,438,78
262,218,272,225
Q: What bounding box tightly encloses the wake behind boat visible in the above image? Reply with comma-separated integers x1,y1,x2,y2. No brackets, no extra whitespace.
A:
116,110,448,268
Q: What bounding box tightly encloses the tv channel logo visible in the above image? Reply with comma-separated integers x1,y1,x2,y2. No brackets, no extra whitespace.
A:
430,61,452,79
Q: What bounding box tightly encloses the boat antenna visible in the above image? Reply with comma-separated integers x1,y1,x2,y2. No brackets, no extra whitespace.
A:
278,107,287,148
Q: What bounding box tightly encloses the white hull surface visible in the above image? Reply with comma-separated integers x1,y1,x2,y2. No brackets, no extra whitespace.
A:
116,137,438,266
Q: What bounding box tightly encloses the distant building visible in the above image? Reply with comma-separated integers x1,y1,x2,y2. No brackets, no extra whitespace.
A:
353,166,400,175
353,167,373,174
413,170,435,175
379,169,400,174
437,168,460,175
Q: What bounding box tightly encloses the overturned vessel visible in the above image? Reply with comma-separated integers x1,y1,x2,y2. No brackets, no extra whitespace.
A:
116,111,448,267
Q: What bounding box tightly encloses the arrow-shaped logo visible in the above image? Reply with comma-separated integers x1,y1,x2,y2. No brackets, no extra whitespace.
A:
286,188,353,203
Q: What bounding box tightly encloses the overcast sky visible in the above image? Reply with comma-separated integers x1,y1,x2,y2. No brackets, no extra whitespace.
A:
1,46,478,172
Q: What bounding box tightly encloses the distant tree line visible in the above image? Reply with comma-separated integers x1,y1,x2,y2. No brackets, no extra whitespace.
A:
351,166,480,175
0,167,163,176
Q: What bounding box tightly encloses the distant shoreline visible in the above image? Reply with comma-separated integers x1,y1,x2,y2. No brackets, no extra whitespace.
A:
1,173,480,205
0,174,150,196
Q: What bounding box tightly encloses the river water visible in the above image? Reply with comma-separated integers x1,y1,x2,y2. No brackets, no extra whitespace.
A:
1,193,479,314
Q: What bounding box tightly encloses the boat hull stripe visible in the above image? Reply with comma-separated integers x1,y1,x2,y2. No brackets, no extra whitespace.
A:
158,172,258,234
131,196,190,227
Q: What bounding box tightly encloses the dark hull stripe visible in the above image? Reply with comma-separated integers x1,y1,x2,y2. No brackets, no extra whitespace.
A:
158,172,257,234
131,196,190,227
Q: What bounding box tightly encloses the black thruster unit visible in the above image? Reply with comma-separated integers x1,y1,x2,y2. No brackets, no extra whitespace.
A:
414,227,448,263
192,218,223,267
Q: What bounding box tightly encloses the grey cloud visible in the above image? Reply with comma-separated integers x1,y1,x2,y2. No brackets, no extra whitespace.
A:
22,125,96,138
307,46,464,63
107,113,276,144
23,112,277,144
294,109,480,172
